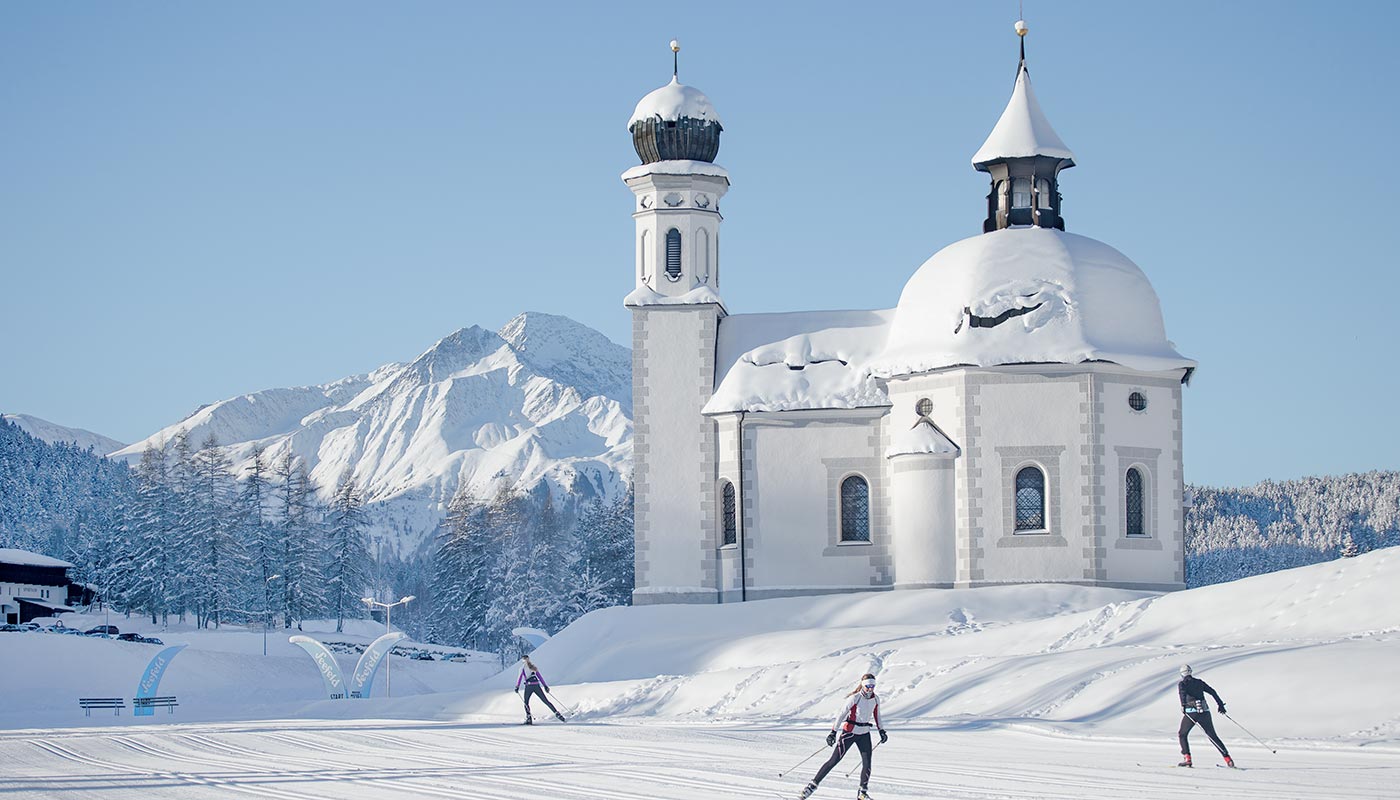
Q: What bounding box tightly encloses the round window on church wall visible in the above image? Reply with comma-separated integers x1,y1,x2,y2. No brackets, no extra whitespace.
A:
1128,392,1148,412
915,398,933,418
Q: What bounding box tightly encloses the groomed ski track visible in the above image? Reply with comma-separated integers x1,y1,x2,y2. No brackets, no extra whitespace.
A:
2,719,1397,800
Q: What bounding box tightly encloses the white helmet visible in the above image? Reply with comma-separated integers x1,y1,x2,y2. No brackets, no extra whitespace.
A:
1179,664,1193,676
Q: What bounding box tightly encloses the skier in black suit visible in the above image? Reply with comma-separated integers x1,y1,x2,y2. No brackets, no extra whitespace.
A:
1176,664,1234,768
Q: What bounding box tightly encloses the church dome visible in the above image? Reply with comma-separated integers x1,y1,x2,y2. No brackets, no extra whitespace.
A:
869,227,1195,379
628,77,723,164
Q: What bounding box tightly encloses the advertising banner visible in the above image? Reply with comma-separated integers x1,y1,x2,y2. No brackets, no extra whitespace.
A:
350,631,406,699
133,644,187,716
289,635,347,699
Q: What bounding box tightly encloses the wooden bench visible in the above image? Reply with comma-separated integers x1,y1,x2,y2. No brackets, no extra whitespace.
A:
78,697,125,716
133,696,179,714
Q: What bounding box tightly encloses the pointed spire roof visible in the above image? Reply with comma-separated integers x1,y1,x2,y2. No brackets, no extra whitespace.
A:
971,63,1075,169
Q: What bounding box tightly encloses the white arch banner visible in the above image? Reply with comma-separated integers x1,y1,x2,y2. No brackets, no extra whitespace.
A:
289,635,347,700
351,631,406,698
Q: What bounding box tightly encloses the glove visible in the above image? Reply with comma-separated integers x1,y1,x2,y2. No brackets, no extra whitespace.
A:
825,731,837,747
878,729,888,745
1217,704,1226,714
514,687,519,694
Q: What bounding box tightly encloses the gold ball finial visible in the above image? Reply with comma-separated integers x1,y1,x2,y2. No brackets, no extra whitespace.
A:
1015,19,1029,37
670,39,680,53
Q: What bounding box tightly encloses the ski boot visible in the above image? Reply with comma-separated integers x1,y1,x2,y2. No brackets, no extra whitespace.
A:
798,782,817,799
856,789,871,800
1177,754,1192,768
1224,755,1236,769
523,715,533,726
555,712,567,723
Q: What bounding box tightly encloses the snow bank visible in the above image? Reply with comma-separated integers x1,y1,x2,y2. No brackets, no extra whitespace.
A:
501,549,1400,745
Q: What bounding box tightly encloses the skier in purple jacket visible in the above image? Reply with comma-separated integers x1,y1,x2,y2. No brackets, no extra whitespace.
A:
515,655,565,724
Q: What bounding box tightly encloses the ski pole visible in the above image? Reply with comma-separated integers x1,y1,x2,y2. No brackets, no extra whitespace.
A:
1222,712,1276,753
778,744,830,778
844,740,880,778
546,689,577,716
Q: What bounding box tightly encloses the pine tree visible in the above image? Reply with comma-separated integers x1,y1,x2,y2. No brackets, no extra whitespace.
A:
187,434,247,628
429,487,495,648
274,453,324,629
238,446,280,629
325,470,370,633
128,443,178,624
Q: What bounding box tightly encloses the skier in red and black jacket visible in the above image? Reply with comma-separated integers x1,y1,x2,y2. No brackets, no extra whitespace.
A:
1176,664,1234,768
800,672,887,800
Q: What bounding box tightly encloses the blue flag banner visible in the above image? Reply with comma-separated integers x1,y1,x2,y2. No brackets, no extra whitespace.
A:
289,635,347,700
133,645,187,717
351,631,406,699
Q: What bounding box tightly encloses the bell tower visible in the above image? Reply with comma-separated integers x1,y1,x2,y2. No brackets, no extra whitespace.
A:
623,42,729,605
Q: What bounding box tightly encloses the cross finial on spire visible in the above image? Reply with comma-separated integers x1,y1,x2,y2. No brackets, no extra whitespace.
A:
671,39,680,79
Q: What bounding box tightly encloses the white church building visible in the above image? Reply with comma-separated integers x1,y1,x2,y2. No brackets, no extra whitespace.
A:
624,30,1196,605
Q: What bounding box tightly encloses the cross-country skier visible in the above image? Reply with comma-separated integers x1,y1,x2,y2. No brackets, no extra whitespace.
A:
514,655,565,725
799,672,887,800
1176,664,1234,768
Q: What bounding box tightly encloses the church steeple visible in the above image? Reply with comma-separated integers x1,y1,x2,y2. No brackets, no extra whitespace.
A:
971,19,1075,233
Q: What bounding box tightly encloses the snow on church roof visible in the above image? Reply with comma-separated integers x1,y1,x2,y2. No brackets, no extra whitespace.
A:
870,227,1196,379
971,65,1075,168
704,309,893,415
628,77,723,130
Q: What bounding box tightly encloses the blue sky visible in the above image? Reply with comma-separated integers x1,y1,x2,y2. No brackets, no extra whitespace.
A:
2,2,1395,487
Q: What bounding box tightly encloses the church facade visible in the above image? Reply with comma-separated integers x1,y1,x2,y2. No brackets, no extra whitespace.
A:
624,32,1196,605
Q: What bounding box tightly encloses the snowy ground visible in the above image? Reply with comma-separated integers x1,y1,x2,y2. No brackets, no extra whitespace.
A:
2,549,1398,798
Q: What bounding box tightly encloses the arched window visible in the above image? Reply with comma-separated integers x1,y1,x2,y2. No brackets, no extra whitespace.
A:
1036,178,1052,209
840,475,871,542
1012,178,1032,209
1125,467,1145,537
665,228,682,280
639,230,651,282
721,480,737,546
696,228,710,284
1014,466,1046,531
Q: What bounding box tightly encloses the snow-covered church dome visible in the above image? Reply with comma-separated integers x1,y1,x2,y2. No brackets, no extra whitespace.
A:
869,226,1196,378
628,42,722,164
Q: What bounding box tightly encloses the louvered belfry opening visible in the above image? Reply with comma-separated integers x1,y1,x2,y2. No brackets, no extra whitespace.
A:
631,117,722,164
664,228,682,279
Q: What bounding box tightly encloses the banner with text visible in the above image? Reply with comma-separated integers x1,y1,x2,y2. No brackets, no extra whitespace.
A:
289,635,347,700
351,631,406,699
133,644,187,716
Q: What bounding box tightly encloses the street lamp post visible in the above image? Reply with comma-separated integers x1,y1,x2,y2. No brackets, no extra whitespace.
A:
263,574,282,657
360,595,415,697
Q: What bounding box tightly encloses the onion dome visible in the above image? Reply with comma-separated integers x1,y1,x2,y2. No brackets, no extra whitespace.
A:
628,41,723,164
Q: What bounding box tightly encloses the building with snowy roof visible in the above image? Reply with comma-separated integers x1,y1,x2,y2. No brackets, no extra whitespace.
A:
624,30,1195,605
0,548,77,624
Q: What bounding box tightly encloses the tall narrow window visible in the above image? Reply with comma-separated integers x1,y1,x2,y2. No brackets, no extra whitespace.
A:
1126,467,1145,537
1014,466,1046,531
1012,178,1032,209
840,475,871,542
1036,178,1052,209
665,228,682,280
640,230,651,282
721,480,737,546
696,228,710,284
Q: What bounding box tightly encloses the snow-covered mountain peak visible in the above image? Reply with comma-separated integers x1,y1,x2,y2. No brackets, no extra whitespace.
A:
496,312,631,412
405,325,509,383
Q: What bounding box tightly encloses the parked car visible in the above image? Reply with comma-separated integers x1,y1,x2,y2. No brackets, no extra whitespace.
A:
85,625,119,636
117,632,143,642
19,622,40,631
0,623,22,632
410,651,434,661
141,636,164,646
